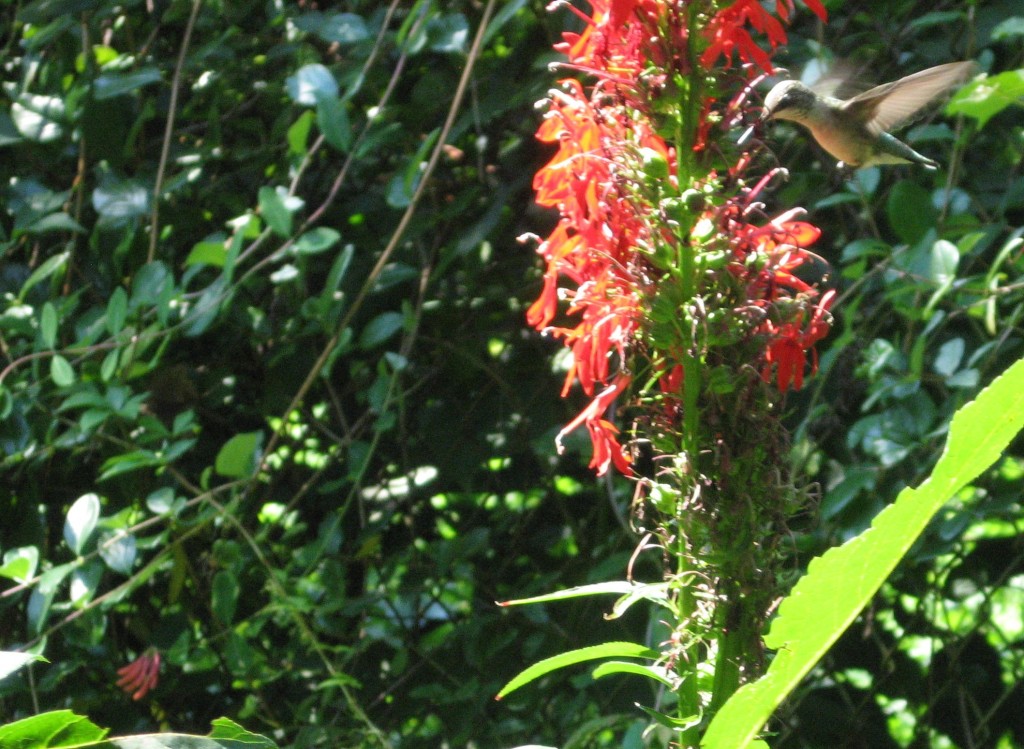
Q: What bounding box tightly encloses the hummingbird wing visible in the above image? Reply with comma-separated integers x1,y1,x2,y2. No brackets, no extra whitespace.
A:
842,61,978,135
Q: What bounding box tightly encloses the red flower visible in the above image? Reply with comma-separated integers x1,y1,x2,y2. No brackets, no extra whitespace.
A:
702,0,827,73
760,288,836,391
116,648,160,700
557,373,633,476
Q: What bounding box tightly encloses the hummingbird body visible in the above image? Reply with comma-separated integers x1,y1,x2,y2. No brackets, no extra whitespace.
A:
761,62,977,170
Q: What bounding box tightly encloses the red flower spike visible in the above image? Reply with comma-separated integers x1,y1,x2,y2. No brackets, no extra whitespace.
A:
116,649,160,701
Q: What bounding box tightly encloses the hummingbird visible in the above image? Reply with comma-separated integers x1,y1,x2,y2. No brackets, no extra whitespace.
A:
760,61,978,170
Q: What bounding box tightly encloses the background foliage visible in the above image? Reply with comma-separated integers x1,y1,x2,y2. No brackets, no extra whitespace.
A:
0,0,1022,747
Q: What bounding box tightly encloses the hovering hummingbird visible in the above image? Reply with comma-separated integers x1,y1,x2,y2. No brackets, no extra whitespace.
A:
760,61,978,170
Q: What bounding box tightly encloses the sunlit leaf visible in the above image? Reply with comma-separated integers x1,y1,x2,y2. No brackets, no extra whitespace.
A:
215,431,264,478
497,642,660,700
64,493,101,555
705,358,1024,749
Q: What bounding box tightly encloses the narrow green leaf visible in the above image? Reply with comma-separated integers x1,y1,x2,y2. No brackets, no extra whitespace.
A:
93,67,162,100
293,228,341,256
212,570,239,625
496,641,659,700
40,302,58,348
19,251,70,301
106,287,128,335
704,357,1024,749
499,581,669,607
591,660,679,689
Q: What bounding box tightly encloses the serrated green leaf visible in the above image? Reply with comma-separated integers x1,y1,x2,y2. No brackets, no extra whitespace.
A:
496,641,660,700
704,357,1024,749
947,70,1024,129
0,710,107,748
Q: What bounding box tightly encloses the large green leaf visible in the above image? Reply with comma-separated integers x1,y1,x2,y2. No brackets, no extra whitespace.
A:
0,712,277,749
703,357,1024,748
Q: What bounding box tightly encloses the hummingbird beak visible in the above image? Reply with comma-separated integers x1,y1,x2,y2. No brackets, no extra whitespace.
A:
759,107,773,123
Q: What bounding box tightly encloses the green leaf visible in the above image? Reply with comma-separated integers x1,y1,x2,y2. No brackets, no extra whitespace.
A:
886,181,937,245
496,641,660,700
292,228,341,256
591,660,679,689
359,312,404,349
93,67,162,100
0,651,47,681
207,718,277,748
499,581,669,607
211,570,239,625
287,111,315,157
992,17,1024,40
258,186,293,237
0,710,107,748
286,63,338,107
40,302,58,348
704,357,1024,749
316,94,351,153
64,493,100,555
185,238,228,268
292,12,369,45
947,70,1024,129
19,251,70,301
50,355,75,387
426,13,469,54
105,287,128,335
0,546,39,583
98,533,136,575
92,174,150,220
215,431,264,478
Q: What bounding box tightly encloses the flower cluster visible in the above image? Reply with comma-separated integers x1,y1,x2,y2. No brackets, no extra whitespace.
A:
527,0,832,476
703,0,827,72
116,649,160,700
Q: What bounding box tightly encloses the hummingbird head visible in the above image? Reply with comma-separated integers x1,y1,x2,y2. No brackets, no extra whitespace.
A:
761,80,818,124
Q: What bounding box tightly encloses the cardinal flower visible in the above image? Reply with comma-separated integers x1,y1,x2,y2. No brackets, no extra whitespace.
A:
116,648,160,701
